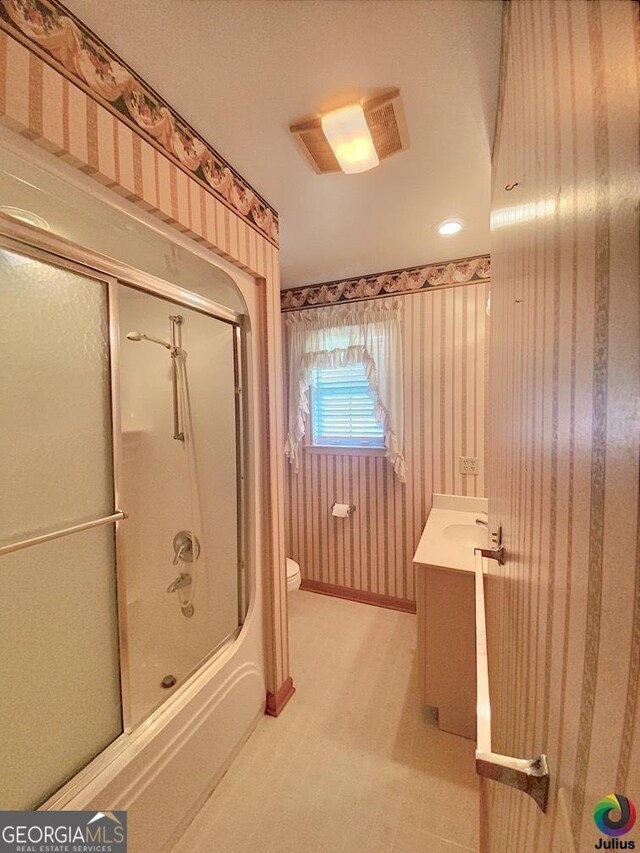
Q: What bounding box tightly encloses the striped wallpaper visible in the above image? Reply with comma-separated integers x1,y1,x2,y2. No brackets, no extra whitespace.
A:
485,1,640,851
285,280,489,607
0,23,290,707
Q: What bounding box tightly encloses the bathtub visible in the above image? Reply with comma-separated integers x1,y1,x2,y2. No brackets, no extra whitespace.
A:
0,135,271,853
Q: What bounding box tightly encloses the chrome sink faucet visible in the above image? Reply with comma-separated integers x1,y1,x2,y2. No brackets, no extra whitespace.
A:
475,512,489,527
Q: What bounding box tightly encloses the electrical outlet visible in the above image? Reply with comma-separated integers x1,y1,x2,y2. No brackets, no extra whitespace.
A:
459,456,479,475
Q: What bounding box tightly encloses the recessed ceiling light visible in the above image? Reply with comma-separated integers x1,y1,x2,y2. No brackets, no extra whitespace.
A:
437,219,463,236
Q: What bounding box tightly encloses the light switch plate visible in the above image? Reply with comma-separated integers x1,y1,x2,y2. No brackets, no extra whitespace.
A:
459,456,479,475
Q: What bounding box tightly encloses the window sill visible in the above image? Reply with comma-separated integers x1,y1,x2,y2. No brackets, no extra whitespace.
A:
303,445,386,457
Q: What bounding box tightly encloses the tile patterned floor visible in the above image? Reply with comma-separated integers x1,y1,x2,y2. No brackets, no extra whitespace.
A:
172,591,479,853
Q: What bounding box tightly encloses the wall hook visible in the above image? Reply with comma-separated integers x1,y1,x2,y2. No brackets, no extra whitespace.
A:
505,182,519,191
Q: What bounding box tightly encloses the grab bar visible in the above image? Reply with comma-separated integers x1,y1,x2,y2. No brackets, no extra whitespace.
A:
0,511,127,557
474,551,550,812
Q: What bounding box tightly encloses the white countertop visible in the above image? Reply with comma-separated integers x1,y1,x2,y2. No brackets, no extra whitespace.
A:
413,494,488,573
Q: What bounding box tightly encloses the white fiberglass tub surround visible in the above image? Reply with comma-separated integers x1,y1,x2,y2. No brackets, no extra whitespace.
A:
0,134,268,853
118,287,242,725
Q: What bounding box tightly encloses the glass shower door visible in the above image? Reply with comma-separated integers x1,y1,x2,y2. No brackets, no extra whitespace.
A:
117,285,242,725
0,248,123,808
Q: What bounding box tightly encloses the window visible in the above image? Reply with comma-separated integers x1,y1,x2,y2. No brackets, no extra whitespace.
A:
310,363,385,448
284,299,406,478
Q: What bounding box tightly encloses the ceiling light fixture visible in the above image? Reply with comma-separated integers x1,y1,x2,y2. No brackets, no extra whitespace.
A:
437,219,463,236
320,104,379,175
290,88,409,174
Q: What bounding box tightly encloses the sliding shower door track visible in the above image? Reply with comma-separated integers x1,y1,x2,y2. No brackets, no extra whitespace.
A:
0,212,242,325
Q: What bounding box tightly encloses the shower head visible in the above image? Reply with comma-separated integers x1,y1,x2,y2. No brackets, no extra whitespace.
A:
126,331,172,349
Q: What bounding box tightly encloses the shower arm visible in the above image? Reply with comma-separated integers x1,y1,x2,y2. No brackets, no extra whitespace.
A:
170,315,185,442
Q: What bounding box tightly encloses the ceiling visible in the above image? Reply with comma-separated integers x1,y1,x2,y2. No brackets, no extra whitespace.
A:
64,0,503,288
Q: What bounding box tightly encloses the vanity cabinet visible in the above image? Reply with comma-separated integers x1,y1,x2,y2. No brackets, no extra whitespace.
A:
412,495,487,741
413,494,488,740
415,564,476,739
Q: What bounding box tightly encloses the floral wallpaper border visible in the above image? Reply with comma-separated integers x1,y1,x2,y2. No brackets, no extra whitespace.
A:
0,0,279,246
280,255,491,311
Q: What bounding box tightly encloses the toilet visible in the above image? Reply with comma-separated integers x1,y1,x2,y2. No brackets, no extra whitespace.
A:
286,558,301,592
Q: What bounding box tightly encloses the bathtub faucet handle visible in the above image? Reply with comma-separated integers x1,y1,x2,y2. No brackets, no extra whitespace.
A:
173,539,190,565
172,530,200,565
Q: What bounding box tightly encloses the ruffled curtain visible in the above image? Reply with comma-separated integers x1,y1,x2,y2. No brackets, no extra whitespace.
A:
284,298,407,482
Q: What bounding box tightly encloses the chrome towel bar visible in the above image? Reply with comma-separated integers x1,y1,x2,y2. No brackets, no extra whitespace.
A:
474,551,550,812
0,511,127,557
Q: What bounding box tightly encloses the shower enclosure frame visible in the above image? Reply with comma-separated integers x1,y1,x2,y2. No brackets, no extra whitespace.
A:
0,213,249,754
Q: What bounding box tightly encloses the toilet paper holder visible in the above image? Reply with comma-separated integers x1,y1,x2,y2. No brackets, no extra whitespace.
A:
331,502,356,515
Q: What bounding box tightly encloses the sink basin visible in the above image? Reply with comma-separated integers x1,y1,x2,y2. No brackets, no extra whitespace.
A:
413,499,489,573
442,523,486,549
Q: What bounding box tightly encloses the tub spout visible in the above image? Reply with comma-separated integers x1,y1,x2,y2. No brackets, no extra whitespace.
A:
167,572,192,593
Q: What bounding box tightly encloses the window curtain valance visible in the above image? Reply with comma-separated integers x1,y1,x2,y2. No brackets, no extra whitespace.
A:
284,298,407,482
